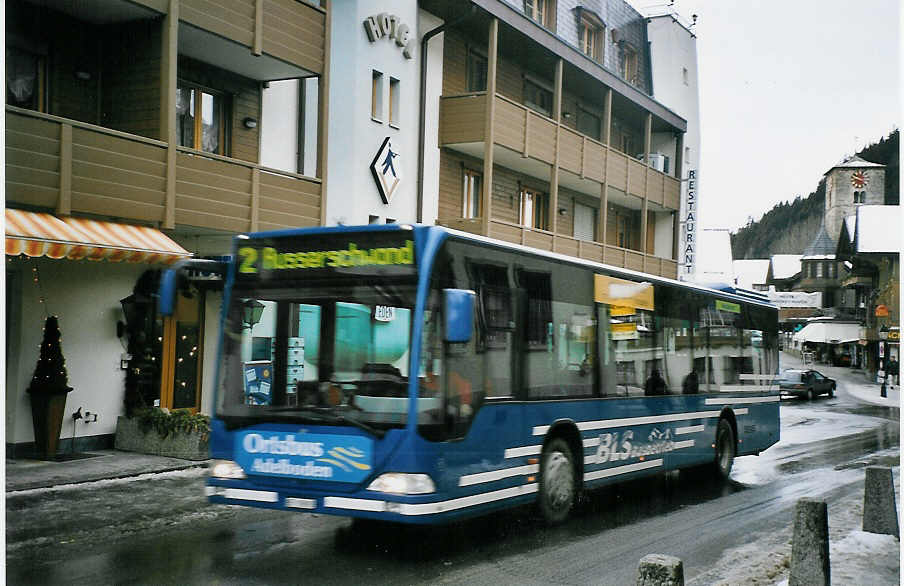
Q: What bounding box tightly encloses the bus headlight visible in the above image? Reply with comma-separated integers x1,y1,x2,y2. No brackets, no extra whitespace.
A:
210,460,246,479
367,473,436,495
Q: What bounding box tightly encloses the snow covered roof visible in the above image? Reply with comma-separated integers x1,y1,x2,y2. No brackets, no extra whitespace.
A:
690,229,734,283
825,155,885,174
792,321,861,344
855,205,900,253
732,259,770,289
770,254,802,280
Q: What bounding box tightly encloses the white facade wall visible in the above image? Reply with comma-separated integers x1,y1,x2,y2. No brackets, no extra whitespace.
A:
645,15,701,278
260,80,301,173
260,78,320,177
6,258,146,445
326,1,443,226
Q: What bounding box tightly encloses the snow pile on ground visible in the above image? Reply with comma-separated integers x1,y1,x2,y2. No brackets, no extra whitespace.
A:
691,463,900,585
827,531,899,585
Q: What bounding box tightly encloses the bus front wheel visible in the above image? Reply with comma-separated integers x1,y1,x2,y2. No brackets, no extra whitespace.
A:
539,437,576,524
714,419,736,479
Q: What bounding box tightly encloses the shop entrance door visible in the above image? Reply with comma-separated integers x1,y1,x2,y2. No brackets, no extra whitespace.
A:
158,288,204,412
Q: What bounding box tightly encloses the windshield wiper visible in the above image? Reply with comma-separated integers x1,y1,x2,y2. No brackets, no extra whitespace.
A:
268,406,386,438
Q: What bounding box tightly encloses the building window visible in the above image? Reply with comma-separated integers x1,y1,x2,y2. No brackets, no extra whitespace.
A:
579,16,603,61
815,262,823,278
853,190,865,204
463,169,482,219
573,202,597,241
389,77,400,126
828,262,836,279
6,47,45,112
617,214,631,248
620,43,638,84
524,0,550,27
467,49,487,92
576,107,601,141
177,84,225,155
524,79,552,118
371,70,384,121
520,188,549,230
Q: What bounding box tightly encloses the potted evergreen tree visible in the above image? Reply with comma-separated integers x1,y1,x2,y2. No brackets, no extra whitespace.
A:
27,316,73,460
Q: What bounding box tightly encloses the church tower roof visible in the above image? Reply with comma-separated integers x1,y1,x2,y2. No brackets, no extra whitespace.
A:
824,155,885,175
802,221,837,259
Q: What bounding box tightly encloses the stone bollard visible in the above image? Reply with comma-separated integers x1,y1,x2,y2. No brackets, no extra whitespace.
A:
636,553,683,586
863,466,899,537
789,498,830,586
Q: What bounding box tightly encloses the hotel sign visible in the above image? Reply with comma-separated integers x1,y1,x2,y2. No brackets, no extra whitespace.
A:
370,137,402,204
364,13,414,59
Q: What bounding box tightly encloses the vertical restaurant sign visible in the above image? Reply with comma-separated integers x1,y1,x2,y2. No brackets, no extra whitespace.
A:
681,169,697,278
363,13,414,59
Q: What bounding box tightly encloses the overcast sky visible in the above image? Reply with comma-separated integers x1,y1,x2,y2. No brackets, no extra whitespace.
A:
631,0,900,232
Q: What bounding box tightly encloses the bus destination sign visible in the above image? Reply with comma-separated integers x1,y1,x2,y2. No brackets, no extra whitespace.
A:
236,233,415,279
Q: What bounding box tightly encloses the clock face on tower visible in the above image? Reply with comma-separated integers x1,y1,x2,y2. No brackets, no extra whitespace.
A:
850,170,869,189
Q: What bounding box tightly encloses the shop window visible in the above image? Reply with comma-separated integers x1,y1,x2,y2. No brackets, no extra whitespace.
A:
6,47,45,112
520,188,549,230
524,79,552,118
177,83,226,155
159,287,204,411
462,169,482,219
467,49,488,92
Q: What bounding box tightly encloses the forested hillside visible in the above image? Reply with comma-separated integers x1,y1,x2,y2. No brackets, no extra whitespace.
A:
731,130,899,260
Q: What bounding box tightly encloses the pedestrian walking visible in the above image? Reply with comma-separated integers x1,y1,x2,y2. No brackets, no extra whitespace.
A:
887,357,899,390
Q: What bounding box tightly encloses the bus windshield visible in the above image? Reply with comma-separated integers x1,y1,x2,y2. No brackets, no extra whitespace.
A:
216,276,434,430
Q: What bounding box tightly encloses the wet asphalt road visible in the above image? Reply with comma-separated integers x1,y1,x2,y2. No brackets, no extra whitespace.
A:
7,360,899,585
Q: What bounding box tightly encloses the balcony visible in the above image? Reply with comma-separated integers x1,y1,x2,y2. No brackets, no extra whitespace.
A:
438,217,678,279
6,107,321,232
439,92,680,211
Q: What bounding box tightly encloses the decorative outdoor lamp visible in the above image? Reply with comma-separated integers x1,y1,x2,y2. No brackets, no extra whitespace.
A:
242,299,265,330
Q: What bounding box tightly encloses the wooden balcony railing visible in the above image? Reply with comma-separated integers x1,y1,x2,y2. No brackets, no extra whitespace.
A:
6,106,321,232
439,93,681,211
175,0,326,73
436,217,678,279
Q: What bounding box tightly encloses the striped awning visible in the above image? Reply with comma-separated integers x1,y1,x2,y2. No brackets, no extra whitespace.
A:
5,209,192,265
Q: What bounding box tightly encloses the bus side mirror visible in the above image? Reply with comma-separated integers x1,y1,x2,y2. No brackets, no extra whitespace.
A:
443,289,475,343
158,259,228,316
158,268,179,317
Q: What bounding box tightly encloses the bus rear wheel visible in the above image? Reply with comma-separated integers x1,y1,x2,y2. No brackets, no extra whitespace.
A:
713,419,736,479
538,438,576,525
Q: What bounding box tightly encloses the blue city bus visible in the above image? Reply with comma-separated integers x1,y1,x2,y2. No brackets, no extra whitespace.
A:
160,224,780,525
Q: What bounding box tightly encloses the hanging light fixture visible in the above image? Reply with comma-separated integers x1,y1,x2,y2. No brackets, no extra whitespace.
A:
242,299,265,329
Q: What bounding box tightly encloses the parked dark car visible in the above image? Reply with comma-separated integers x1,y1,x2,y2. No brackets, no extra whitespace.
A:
779,369,836,400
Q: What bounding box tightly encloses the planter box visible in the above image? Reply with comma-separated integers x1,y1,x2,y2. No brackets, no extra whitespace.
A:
114,416,209,461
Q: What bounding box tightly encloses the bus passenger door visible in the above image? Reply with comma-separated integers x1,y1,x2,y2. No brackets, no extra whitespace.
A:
436,268,523,491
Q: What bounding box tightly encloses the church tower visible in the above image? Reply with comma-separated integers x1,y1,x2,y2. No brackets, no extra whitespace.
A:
823,155,885,242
